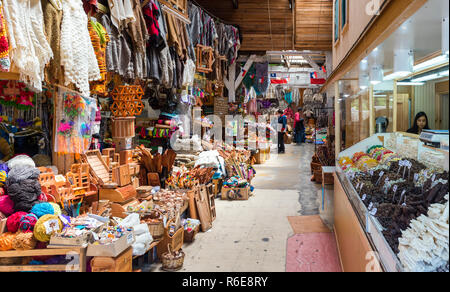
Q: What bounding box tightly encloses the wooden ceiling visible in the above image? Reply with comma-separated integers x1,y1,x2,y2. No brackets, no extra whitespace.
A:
295,0,333,51
193,0,332,53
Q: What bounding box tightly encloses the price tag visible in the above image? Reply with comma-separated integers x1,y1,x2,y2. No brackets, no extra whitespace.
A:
424,170,428,177
368,202,373,211
432,174,436,182
376,171,384,185
362,194,367,201
369,170,374,176
393,185,398,194
379,171,385,177
370,208,378,216
414,173,419,182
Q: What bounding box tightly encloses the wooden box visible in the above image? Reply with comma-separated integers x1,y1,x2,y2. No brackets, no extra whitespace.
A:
113,137,134,152
120,150,134,165
90,247,133,272
49,233,90,247
157,226,184,260
112,164,131,187
112,117,135,139
99,184,137,203
87,232,134,257
221,187,250,201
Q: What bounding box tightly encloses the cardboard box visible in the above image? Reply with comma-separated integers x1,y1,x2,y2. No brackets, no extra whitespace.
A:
221,187,250,201
87,231,134,257
49,233,89,247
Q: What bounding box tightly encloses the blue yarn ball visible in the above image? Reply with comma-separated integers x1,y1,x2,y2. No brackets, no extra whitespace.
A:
30,202,55,219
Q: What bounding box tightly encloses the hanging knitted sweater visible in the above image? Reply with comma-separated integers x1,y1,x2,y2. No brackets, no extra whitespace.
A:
2,0,53,92
60,0,100,97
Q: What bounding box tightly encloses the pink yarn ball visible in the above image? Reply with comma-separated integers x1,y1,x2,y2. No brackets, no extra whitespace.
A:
0,195,14,217
6,212,27,233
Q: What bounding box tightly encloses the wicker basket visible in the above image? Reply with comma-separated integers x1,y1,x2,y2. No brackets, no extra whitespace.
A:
142,210,164,239
183,225,199,243
161,244,185,272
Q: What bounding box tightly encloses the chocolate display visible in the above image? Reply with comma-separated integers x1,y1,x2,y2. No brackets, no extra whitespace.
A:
340,146,449,271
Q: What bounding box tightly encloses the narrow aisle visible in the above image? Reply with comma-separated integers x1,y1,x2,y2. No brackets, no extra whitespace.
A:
177,144,322,272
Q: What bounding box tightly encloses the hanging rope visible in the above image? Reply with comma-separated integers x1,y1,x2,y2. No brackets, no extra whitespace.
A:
268,0,274,50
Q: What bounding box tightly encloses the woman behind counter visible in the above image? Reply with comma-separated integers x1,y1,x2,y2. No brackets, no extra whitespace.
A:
407,112,430,135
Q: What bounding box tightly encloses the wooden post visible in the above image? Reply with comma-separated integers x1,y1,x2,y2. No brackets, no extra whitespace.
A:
393,80,398,132
369,85,375,136
335,82,341,159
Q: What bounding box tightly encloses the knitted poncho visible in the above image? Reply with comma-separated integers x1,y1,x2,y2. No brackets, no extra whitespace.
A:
60,0,100,97
2,0,53,92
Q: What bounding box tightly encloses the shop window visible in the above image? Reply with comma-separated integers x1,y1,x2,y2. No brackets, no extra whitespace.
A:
334,0,340,44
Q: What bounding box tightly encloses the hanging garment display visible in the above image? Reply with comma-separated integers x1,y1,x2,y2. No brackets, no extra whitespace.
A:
89,20,110,95
41,0,64,85
255,62,269,96
0,4,11,72
2,0,53,92
60,0,100,97
54,88,97,155
108,0,136,31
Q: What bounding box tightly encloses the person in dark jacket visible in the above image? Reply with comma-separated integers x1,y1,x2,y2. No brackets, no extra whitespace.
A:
407,112,430,135
277,109,287,154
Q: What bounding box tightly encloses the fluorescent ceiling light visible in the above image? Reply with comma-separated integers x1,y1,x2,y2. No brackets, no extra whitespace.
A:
413,55,448,72
397,82,425,86
412,70,449,82
384,71,411,81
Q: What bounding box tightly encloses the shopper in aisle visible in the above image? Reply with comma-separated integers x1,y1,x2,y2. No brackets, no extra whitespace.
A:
277,109,287,154
294,107,305,145
407,112,430,135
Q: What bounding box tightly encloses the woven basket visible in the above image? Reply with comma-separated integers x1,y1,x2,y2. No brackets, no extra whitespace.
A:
161,244,185,272
143,210,164,239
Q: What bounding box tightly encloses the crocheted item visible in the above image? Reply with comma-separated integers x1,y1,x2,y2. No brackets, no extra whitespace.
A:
60,0,100,97
2,0,53,92
0,4,11,72
12,232,37,250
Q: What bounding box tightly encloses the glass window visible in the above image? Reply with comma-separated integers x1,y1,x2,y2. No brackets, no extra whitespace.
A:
334,0,340,43
341,0,348,29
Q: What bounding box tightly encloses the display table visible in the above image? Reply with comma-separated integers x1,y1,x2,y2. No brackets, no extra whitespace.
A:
0,247,86,272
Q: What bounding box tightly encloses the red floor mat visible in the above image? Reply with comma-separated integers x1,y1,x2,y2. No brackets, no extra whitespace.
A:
286,233,342,272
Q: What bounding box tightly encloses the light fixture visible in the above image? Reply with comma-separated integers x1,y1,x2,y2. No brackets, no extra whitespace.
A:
359,73,370,89
387,49,413,79
443,17,449,56
370,65,383,85
411,70,449,82
413,55,449,72
397,82,425,86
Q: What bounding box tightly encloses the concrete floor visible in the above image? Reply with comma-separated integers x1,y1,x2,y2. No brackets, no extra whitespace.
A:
152,143,324,272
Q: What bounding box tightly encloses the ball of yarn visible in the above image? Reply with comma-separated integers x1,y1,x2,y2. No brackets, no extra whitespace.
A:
18,213,38,233
12,232,37,250
7,155,36,170
0,195,14,216
31,202,55,218
33,214,63,242
6,211,27,233
0,232,16,251
49,202,62,216
0,170,7,187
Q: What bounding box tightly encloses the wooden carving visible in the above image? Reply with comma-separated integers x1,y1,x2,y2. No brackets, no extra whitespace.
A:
196,45,214,73
110,85,144,117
